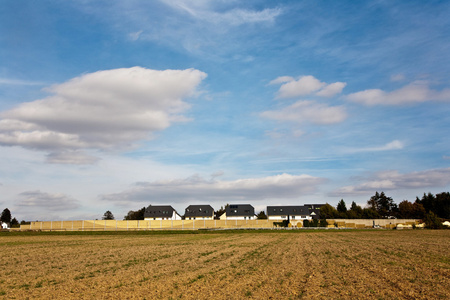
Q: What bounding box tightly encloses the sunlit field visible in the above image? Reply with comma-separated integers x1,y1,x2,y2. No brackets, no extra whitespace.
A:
0,230,449,299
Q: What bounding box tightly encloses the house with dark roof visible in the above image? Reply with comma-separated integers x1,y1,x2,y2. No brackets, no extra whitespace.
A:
184,205,214,220
266,206,312,220
220,204,255,220
144,205,181,220
304,204,325,220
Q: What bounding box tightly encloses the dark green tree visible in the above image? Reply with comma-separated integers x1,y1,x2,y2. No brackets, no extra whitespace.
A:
1,208,12,224
102,210,115,220
10,218,19,228
362,207,379,219
256,211,267,219
320,203,338,219
124,207,145,220
337,199,347,217
423,211,443,229
349,201,363,219
214,204,228,219
435,192,450,219
368,191,397,218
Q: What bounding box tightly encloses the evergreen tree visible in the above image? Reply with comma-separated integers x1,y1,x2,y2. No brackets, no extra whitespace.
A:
337,199,347,213
102,210,115,220
256,211,267,219
1,208,12,224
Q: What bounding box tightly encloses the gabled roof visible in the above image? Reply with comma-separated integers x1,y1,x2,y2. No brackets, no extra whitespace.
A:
226,204,254,217
266,206,310,216
144,205,177,218
184,205,214,218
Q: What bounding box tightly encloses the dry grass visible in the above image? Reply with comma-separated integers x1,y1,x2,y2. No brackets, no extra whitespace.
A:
0,230,449,299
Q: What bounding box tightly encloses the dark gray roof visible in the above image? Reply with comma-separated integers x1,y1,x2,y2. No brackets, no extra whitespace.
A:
184,205,214,218
266,206,310,216
304,204,326,219
144,205,177,218
226,204,254,217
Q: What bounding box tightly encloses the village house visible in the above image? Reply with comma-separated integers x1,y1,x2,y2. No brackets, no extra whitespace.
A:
220,204,255,220
267,204,326,220
184,205,214,220
304,204,325,219
143,205,181,220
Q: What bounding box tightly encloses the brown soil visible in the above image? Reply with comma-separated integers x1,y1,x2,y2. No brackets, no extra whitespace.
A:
0,230,449,299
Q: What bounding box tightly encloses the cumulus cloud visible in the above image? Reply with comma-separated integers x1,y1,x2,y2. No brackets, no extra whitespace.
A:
271,75,346,98
331,168,450,196
101,173,326,205
15,190,81,211
0,67,207,163
347,81,450,105
261,100,347,125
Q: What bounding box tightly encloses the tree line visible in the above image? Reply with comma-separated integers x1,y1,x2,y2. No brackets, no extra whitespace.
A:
320,191,449,228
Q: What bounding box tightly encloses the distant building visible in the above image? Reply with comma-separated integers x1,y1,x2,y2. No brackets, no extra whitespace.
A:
266,206,311,220
267,204,326,220
184,205,214,220
304,204,325,219
221,204,255,220
144,205,181,220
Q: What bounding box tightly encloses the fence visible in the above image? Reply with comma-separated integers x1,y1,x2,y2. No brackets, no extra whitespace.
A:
17,218,421,231
19,219,276,231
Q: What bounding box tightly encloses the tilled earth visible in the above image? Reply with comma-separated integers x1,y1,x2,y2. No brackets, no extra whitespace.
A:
0,230,449,299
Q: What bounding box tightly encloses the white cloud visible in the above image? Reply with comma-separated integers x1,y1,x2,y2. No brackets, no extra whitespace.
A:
102,173,326,206
46,151,100,165
331,167,450,196
0,67,207,163
345,140,404,153
129,30,143,41
15,190,81,212
272,75,346,98
162,1,282,25
347,81,450,105
269,76,295,85
390,74,405,82
261,100,347,125
0,78,46,86
315,82,347,97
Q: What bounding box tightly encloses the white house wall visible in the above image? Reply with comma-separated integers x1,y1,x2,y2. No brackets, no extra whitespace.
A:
226,216,255,220
268,215,312,220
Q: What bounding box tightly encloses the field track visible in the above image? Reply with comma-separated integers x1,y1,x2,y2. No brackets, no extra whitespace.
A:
1,230,449,299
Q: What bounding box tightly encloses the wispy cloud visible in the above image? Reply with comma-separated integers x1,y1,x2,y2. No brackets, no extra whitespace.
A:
331,168,450,196
347,81,450,106
344,140,404,153
102,173,326,206
15,190,81,211
162,0,282,25
0,78,46,86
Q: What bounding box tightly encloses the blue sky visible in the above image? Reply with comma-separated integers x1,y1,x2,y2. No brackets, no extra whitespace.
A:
1,0,449,221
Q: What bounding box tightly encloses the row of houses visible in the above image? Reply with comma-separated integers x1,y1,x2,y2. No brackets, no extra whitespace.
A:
144,204,324,221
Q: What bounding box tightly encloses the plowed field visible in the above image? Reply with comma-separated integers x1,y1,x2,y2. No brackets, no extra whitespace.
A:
0,230,449,299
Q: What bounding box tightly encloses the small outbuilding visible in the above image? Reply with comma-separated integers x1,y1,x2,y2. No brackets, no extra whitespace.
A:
184,205,214,220
144,205,181,220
